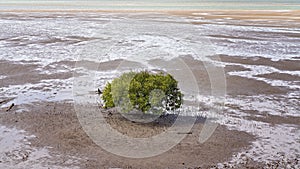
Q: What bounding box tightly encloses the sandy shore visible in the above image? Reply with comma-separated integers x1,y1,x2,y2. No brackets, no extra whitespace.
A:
0,9,300,24
1,9,300,22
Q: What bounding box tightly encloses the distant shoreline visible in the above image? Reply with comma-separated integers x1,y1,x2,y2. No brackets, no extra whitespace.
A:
1,9,300,12
1,9,299,22
1,0,300,11
0,9,299,15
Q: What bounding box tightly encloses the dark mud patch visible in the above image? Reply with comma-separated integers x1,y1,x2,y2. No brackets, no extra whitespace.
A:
163,56,290,96
245,114,300,126
211,55,300,71
255,72,300,82
0,101,255,169
0,60,73,87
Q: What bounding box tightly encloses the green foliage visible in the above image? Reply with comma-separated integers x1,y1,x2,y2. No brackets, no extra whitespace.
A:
101,83,114,108
110,71,136,113
101,71,183,114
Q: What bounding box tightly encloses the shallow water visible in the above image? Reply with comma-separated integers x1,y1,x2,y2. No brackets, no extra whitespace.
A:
1,0,300,10
0,126,80,169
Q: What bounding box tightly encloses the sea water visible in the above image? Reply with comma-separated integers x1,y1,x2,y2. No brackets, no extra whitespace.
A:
0,0,300,10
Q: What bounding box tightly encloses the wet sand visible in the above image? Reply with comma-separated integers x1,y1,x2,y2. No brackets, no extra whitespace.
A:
0,11,299,168
0,101,255,169
0,59,254,168
0,55,299,168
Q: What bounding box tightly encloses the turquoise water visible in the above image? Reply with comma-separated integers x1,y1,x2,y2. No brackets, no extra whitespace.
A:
1,0,300,10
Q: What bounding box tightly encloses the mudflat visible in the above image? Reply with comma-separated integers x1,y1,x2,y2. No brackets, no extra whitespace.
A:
0,11,299,168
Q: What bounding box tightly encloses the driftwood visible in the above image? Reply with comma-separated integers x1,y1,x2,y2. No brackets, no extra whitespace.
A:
177,131,192,135
0,98,14,105
0,99,10,105
6,103,15,112
96,88,102,95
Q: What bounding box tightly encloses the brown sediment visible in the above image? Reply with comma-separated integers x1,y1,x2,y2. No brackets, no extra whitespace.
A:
226,75,289,96
210,55,300,71
0,101,254,169
255,72,300,82
225,102,300,126
0,59,141,88
0,60,73,87
245,113,300,126
75,59,142,72
224,65,252,72
178,56,290,96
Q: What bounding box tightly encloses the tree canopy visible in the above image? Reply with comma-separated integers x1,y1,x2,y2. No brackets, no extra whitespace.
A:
101,71,183,114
